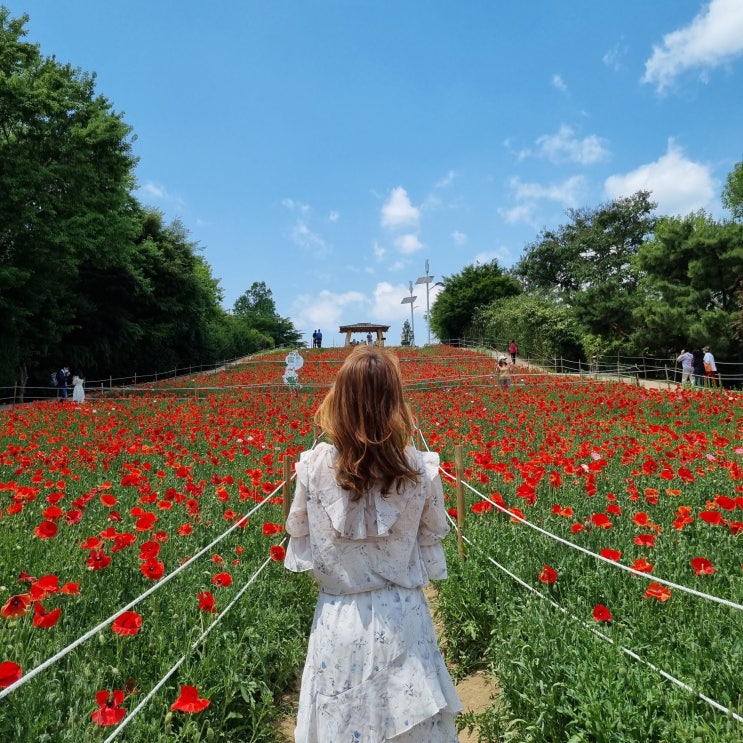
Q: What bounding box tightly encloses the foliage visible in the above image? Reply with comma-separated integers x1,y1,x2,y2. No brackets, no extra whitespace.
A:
232,282,303,349
513,191,656,352
471,294,583,360
430,261,521,342
722,158,743,222
0,8,136,386
0,9,302,392
633,212,743,357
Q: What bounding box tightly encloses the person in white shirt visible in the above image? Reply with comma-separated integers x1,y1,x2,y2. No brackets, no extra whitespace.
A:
285,345,461,742
702,346,719,387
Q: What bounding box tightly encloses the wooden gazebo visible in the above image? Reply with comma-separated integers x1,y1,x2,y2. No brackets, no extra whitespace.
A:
338,323,389,347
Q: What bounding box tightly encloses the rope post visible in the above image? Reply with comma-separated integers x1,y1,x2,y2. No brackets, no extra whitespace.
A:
12,382,17,410
283,454,293,522
454,444,466,561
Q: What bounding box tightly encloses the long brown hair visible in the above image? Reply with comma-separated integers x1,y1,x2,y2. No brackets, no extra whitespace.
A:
316,346,419,500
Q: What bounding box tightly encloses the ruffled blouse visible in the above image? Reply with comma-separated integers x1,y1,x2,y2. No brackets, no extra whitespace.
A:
285,443,449,594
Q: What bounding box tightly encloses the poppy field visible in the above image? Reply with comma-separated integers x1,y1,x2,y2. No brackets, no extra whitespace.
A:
1,346,742,742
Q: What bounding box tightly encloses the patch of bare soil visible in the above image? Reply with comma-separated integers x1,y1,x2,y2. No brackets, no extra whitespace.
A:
275,587,496,742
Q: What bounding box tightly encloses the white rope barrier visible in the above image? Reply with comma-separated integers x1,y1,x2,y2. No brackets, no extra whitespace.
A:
101,542,284,742
448,514,743,725
439,469,743,613
0,480,287,700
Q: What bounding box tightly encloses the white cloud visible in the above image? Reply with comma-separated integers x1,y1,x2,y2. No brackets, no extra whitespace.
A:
381,186,420,229
451,230,467,246
435,170,456,188
499,203,535,225
281,198,310,214
603,40,627,71
604,140,716,216
137,181,185,210
373,241,386,261
511,175,586,208
328,210,340,222
394,233,423,254
532,125,610,165
552,73,567,92
643,0,743,92
290,289,368,337
290,220,329,256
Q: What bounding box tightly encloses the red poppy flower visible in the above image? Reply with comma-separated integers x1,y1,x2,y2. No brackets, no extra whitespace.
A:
138,541,161,561
571,522,585,533
112,611,143,636
471,501,493,514
690,557,715,576
591,513,612,529
171,685,210,713
599,548,622,562
65,509,83,525
61,582,80,595
0,660,22,689
699,510,724,526
644,582,671,602
447,508,458,518
140,559,165,581
262,522,284,535
633,534,657,547
91,689,127,726
211,572,232,587
198,591,217,613
33,602,62,629
2,594,32,619
178,523,193,536
631,558,654,574
100,494,118,507
33,521,58,539
29,574,60,600
270,545,286,562
592,604,612,622
86,550,111,571
538,565,558,584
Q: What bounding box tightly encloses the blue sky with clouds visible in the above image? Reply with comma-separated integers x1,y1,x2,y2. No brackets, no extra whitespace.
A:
7,0,743,348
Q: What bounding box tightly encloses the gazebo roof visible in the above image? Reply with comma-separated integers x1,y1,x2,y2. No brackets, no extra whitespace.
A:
338,322,390,332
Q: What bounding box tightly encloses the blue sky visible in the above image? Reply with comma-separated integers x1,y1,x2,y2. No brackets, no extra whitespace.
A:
7,0,743,348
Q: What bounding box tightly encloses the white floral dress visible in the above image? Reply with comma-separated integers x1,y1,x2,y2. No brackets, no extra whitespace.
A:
285,443,461,742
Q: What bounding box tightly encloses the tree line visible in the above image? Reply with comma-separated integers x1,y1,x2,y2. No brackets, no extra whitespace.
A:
430,167,743,376
0,8,300,396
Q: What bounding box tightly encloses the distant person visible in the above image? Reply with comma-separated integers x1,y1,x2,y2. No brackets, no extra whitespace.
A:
702,346,719,387
285,346,462,741
312,330,318,348
691,348,705,386
367,331,372,345
676,348,694,386
56,366,70,401
497,357,512,390
316,329,322,348
72,372,85,403
508,340,518,364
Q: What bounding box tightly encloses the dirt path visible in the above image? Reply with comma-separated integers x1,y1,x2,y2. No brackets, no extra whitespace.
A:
275,585,496,742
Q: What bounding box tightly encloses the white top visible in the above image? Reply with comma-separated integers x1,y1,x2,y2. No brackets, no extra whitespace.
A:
285,443,449,594
703,351,717,371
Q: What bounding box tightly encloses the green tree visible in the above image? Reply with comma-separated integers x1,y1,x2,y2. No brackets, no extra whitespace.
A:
722,158,743,221
232,281,302,349
0,8,137,389
633,212,743,358
430,260,521,342
474,294,582,361
513,191,656,353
